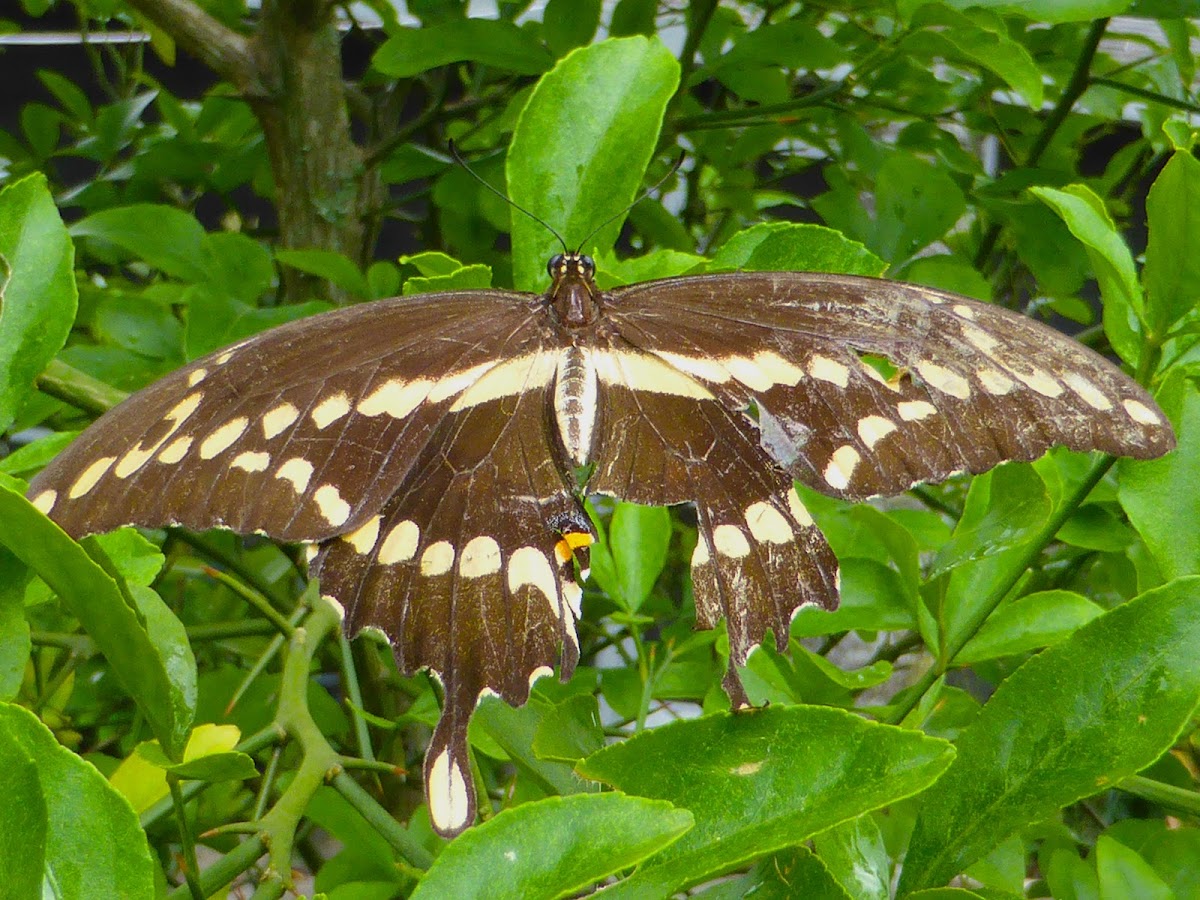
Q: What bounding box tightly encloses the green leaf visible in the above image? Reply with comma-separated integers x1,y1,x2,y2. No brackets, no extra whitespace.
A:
306,786,403,888
543,0,601,57
1056,504,1134,552
138,745,258,782
366,261,401,298
204,232,275,304
900,577,1200,892
0,173,77,433
0,481,195,759
1045,847,1101,900
873,155,966,263
957,590,1104,664
93,291,185,361
71,203,210,282
899,0,1130,23
1029,185,1143,367
596,247,704,284
610,0,657,36
275,248,370,299
0,548,30,701
813,815,890,900
604,502,670,612
1119,369,1199,580
790,558,918,637
471,695,586,798
411,793,691,899
185,284,331,359
1096,836,1173,900
706,20,844,80
719,847,854,899
0,703,156,897
0,432,78,479
37,69,93,123
709,222,887,276
906,8,1043,109
90,528,165,587
577,705,954,897
1144,150,1200,333
508,36,680,290
531,694,604,762
398,250,469,277
0,712,43,897
373,20,554,78
402,264,493,295
930,464,1051,579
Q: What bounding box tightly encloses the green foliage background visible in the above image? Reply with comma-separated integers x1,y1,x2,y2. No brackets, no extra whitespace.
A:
1,1,1199,897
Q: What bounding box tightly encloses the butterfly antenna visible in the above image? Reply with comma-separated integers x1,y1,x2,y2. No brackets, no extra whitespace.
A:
448,140,568,254
576,151,686,252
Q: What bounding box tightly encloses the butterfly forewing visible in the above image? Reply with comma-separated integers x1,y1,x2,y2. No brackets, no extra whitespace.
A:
29,290,545,541
606,272,1173,501
26,256,1175,839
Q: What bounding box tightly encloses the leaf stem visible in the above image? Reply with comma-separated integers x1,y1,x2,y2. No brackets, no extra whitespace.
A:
165,834,267,900
887,455,1116,725
1118,774,1200,817
35,358,129,417
974,18,1110,270
168,774,205,900
338,630,377,764
331,771,434,868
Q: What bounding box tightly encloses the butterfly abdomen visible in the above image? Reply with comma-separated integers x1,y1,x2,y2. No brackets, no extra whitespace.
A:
553,346,599,467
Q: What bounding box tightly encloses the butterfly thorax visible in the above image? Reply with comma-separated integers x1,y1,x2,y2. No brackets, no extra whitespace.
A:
547,251,600,328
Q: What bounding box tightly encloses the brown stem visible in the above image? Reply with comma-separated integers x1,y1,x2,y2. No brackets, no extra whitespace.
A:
120,0,260,93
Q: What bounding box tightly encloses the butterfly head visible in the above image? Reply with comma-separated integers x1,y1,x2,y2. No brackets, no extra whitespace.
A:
547,251,599,328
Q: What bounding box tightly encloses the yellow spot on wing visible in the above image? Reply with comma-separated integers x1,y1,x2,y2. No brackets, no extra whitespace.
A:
231,451,271,473
342,515,382,554
744,501,793,544
69,456,117,499
977,368,1015,395
379,520,420,565
275,458,314,493
507,547,558,610
857,415,897,448
262,403,300,439
713,524,751,558
1062,372,1112,410
786,487,814,527
459,535,501,578
158,436,193,464
823,445,860,490
311,393,351,429
199,418,250,459
897,400,937,421
916,361,971,400
359,377,433,419
314,484,351,527
427,748,471,834
420,540,455,576
1123,398,1160,425
809,355,850,387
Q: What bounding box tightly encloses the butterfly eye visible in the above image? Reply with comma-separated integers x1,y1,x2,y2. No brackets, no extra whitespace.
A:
579,255,595,277
547,254,564,278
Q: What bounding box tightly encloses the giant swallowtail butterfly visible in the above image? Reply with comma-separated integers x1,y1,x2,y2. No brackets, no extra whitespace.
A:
27,251,1174,836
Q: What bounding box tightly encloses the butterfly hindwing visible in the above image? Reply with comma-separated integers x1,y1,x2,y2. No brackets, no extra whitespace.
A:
314,359,592,834
586,334,840,685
